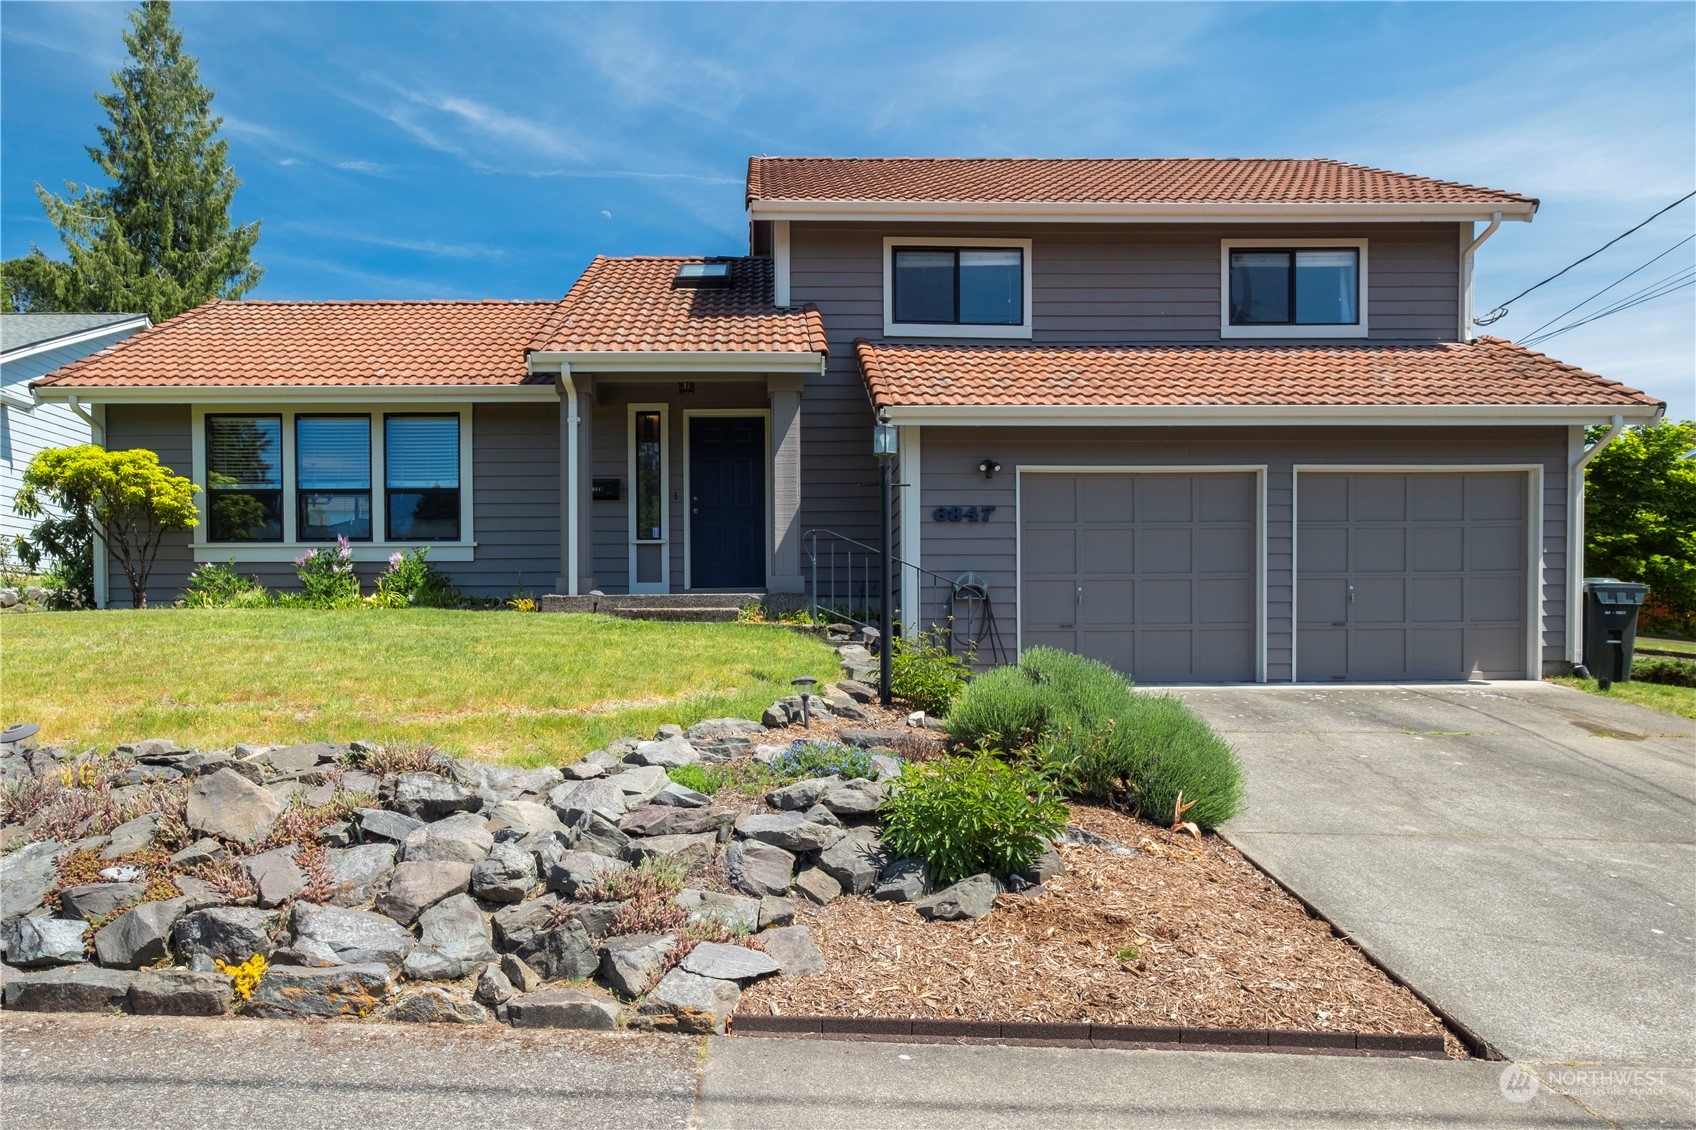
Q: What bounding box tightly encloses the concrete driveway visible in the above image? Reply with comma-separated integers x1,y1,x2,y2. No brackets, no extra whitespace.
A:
1172,682,1695,1077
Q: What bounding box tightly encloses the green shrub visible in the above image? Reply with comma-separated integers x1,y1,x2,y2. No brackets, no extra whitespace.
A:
289,537,361,608
183,560,272,608
1632,657,1696,688
879,752,1069,885
374,546,457,608
890,630,973,715
945,647,1243,829
668,760,781,798
769,739,874,782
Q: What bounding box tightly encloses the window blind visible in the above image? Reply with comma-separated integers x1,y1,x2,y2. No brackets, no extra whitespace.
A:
207,416,281,488
296,417,371,490
386,416,459,489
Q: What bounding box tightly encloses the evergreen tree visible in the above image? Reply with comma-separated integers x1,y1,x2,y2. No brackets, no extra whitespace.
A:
1,1,261,320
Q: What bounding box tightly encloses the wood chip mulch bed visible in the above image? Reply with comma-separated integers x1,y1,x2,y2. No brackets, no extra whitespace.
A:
738,803,1463,1059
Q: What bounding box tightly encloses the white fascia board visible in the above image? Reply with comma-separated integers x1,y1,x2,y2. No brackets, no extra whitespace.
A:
30,383,559,404
0,316,152,364
881,403,1664,426
529,350,826,375
0,386,35,410
749,199,1537,224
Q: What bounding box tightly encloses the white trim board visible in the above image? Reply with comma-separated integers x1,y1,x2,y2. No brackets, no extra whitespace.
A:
532,352,826,376
882,403,1664,426
680,409,773,592
1289,464,1545,682
1012,465,1269,684
898,424,923,638
749,200,1537,224
626,402,671,595
35,384,557,404
881,236,1034,340
1219,238,1368,340
1,316,151,365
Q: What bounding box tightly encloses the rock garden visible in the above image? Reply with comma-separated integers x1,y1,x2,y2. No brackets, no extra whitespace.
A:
0,638,1454,1055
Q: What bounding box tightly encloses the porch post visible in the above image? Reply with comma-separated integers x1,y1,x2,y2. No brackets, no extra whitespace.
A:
555,371,577,595
768,374,804,593
577,379,596,593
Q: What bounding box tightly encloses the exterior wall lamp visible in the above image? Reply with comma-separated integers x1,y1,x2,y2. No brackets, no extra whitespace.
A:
978,458,1002,480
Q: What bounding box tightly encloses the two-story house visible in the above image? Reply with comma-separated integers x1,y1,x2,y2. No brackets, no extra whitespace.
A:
30,156,1664,684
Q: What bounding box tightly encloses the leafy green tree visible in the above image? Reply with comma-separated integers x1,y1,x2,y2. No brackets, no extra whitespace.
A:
1585,420,1696,634
16,446,201,609
0,0,261,320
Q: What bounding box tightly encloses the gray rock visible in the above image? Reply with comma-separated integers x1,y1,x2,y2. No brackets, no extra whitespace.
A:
490,897,561,952
57,882,147,922
4,966,135,1012
820,778,884,817
650,781,711,808
834,728,905,750
1,917,88,967
673,889,760,934
680,941,779,982
763,776,840,811
568,813,633,860
178,751,236,777
470,841,537,903
684,717,764,747
316,821,355,848
548,778,628,825
609,765,668,806
500,953,543,993
264,743,337,774
323,843,397,907
508,986,623,1029
94,897,190,968
102,814,161,858
388,773,480,821
874,858,933,903
915,874,998,921
375,860,471,926
128,969,232,1016
625,832,717,873
1017,846,1067,885
619,804,732,838
514,919,598,983
734,813,836,853
504,766,566,796
818,833,886,896
381,986,489,1024
122,737,185,761
758,896,795,930
820,689,870,722
792,866,842,906
543,849,630,898
760,703,792,729
625,735,697,769
403,894,495,981
760,924,826,977
560,901,624,941
635,968,740,1034
835,679,876,703
1,840,63,921
559,760,606,781
111,764,182,787
169,838,226,869
483,800,565,839
869,754,902,782
172,907,280,964
597,933,673,998
353,808,425,843
243,847,307,909
289,902,415,969
246,962,393,1018
725,840,796,898
474,962,515,1006
802,803,843,828
400,813,494,866
654,724,684,741
186,768,283,847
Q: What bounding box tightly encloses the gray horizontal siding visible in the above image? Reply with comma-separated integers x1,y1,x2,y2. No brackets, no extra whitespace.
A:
104,404,198,607
915,425,1568,681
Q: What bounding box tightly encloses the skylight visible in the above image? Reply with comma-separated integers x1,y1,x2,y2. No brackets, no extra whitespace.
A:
675,262,732,286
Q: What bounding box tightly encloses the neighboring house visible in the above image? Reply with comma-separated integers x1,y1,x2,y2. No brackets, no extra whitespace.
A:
30,157,1665,685
2,312,150,550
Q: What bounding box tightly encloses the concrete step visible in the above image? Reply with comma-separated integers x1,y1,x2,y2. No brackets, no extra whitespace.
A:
606,607,743,623
541,592,760,622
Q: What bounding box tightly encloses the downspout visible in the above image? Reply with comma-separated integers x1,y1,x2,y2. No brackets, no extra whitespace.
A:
1567,415,1626,667
66,395,103,443
1460,211,1503,341
67,396,109,609
560,368,581,597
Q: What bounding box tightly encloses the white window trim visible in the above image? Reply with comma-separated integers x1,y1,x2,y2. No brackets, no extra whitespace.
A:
681,409,772,592
189,402,477,563
883,236,1034,339
1220,237,1368,339
627,403,670,595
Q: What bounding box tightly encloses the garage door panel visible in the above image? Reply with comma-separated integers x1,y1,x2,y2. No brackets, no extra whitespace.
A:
1079,477,1134,523
1408,577,1463,622
1299,527,1349,572
1301,629,1348,680
1409,475,1465,522
1134,578,1192,624
1469,525,1523,572
1352,476,1407,522
1078,630,1137,673
1024,529,1077,574
1466,575,1524,622
1023,475,1077,521
1353,578,1405,623
1197,577,1253,624
1298,577,1348,625
1077,527,1133,571
1350,629,1408,678
1080,579,1136,626
1468,474,1524,520
1196,630,1255,680
1132,630,1198,680
1023,580,1077,627
1299,475,1350,522
1136,477,1193,522
1353,527,1408,573
1408,629,1464,677
1469,626,1524,676
1409,528,1464,572
1198,475,1254,521
1137,528,1193,573
1198,527,1253,572
1024,629,1078,655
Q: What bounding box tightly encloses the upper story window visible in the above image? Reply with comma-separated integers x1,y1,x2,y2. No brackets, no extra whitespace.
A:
1221,239,1367,339
883,237,1033,339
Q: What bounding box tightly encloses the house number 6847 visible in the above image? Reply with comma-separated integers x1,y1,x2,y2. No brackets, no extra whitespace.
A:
932,506,996,523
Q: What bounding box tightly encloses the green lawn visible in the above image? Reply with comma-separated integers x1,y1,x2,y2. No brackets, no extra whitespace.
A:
1,609,839,765
1549,675,1696,721
1638,635,1696,657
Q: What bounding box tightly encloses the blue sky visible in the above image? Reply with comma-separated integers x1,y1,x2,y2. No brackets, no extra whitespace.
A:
3,1,1692,417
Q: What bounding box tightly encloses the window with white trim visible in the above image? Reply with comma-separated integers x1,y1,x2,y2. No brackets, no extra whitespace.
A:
296,416,372,541
883,237,1033,338
1220,239,1367,338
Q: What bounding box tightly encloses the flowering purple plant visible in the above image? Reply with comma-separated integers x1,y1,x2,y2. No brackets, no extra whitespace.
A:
294,535,359,606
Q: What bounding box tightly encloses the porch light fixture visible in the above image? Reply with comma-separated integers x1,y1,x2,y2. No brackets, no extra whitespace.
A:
678,382,695,394
977,458,1001,480
674,262,732,287
872,411,898,708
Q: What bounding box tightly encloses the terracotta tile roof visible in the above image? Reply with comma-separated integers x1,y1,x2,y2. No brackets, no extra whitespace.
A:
748,157,1535,209
527,256,828,355
32,299,557,388
855,337,1660,411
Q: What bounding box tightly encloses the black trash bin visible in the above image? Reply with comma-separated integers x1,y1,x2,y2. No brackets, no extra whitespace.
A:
1580,578,1649,689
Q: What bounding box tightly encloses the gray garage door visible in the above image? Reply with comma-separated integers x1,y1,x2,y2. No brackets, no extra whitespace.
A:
1021,472,1257,683
1296,472,1527,681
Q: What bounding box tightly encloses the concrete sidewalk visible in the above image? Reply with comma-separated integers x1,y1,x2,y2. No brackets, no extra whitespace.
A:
1171,682,1695,1072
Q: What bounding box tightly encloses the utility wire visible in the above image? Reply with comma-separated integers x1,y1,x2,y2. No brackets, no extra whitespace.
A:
1524,269,1695,346
1519,234,1694,341
1475,190,1696,325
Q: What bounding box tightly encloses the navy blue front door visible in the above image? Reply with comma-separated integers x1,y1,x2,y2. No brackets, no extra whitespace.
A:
689,416,765,589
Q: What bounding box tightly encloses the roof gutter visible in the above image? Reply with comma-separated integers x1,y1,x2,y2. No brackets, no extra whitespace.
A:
749,199,1538,224
878,402,1664,426
1460,212,1504,341
1567,414,1628,667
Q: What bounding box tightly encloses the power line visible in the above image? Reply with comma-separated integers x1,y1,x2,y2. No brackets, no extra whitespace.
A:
1519,234,1694,341
1475,190,1696,325
1524,268,1695,346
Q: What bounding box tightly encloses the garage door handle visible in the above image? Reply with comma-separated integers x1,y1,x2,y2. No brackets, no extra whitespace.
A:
1348,585,1355,603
